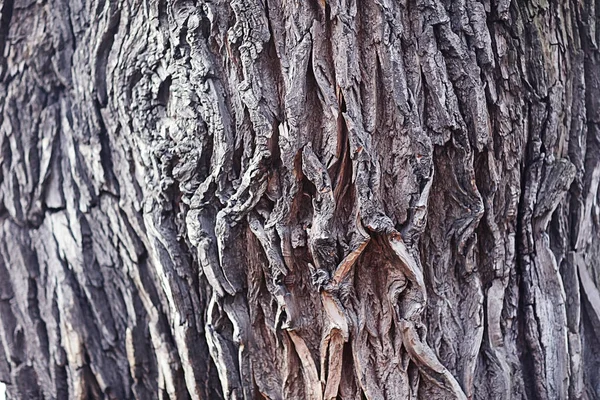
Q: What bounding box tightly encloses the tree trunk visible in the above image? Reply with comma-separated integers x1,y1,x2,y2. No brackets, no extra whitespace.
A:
0,0,599,398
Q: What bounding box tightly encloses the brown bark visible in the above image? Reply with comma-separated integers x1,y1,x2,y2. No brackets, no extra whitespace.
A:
0,0,599,399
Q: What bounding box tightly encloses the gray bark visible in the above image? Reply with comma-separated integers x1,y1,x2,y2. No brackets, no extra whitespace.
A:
0,0,599,398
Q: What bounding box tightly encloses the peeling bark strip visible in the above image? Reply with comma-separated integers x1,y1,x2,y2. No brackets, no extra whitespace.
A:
0,0,600,398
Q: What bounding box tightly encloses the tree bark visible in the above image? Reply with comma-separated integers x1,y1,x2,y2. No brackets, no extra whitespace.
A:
0,0,599,398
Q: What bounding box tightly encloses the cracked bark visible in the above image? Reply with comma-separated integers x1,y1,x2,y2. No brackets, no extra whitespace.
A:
0,0,600,399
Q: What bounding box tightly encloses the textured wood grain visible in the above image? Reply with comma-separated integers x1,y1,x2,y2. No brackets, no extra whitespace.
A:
0,0,599,399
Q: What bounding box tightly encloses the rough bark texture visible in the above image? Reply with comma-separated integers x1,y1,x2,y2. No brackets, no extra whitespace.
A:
0,0,599,398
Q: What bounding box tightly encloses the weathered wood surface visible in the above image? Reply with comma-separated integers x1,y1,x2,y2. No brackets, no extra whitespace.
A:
0,0,599,398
